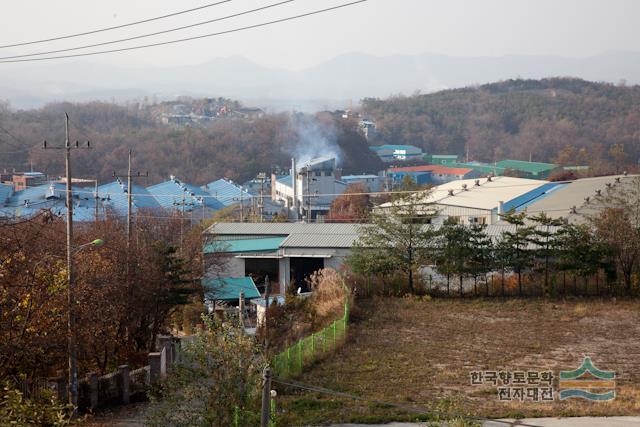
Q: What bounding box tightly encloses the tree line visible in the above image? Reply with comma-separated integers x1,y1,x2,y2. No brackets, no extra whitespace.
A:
348,178,640,297
0,101,382,187
362,78,640,175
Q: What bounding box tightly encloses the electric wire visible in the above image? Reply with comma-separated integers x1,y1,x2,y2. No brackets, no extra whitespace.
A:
0,0,235,49
0,0,371,63
0,0,297,60
272,377,546,427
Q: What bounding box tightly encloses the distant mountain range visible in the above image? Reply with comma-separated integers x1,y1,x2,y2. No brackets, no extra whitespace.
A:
1,51,639,111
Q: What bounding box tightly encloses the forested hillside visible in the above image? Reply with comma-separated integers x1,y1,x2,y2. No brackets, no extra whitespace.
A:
2,78,639,185
0,102,382,185
363,78,640,173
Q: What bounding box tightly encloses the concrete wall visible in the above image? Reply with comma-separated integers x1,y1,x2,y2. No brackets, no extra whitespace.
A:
216,256,245,278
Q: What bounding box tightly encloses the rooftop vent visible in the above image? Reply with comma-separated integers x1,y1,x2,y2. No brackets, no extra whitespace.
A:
595,189,602,196
462,184,468,191
487,176,493,182
448,189,454,196
615,177,621,183
584,196,590,204
474,179,480,186
570,206,577,214
623,171,628,176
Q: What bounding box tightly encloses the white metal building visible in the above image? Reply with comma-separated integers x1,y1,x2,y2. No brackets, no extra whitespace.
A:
378,176,564,225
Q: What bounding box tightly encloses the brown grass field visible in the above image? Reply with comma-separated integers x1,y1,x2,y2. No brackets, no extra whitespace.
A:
277,298,640,425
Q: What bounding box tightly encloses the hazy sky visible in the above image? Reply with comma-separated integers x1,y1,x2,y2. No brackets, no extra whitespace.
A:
2,0,639,70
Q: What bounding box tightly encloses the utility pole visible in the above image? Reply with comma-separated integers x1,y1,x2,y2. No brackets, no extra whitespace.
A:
181,191,185,249
127,150,132,242
94,179,99,224
42,113,90,417
261,274,271,427
306,171,310,221
257,172,267,222
233,186,245,222
113,151,147,245
264,275,270,353
240,187,244,222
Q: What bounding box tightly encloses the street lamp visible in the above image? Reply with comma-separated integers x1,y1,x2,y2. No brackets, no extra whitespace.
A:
67,238,104,417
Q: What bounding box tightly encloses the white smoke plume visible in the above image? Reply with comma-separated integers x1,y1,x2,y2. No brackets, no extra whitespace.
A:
290,115,342,166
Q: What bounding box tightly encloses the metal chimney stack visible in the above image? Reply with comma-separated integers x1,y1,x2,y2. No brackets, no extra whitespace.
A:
291,157,299,221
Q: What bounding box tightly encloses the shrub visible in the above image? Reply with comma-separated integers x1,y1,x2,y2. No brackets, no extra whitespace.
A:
0,381,75,427
145,317,264,427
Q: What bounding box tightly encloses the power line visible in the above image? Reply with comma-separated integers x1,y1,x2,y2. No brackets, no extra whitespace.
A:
0,124,35,149
0,0,371,64
0,0,234,49
272,377,545,427
0,0,297,61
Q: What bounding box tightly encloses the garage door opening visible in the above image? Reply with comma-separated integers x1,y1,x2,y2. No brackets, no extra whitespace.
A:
289,257,325,293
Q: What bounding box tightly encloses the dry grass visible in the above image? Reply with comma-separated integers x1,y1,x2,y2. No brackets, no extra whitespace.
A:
309,268,350,321
277,298,640,425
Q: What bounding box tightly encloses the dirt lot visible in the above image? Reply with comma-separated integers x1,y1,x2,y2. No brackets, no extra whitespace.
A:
277,298,640,425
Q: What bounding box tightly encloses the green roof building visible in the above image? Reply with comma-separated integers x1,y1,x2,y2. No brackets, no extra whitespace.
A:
495,160,561,179
449,160,562,180
424,154,459,166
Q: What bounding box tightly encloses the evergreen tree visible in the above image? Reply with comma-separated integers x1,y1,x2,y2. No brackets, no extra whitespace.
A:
528,212,564,296
347,186,436,294
467,224,494,296
497,211,535,296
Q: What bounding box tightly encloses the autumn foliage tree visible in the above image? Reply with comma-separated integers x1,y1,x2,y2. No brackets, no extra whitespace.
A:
0,211,203,383
327,183,371,222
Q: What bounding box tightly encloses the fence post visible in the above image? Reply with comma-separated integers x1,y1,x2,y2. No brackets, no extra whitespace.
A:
55,377,67,403
260,366,272,427
88,372,99,410
173,337,182,364
311,333,315,360
118,365,130,405
286,347,291,377
332,321,337,349
234,405,240,427
298,340,303,373
149,352,162,385
158,336,173,371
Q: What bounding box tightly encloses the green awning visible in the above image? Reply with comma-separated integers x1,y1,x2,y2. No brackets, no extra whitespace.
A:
203,237,286,254
203,277,261,301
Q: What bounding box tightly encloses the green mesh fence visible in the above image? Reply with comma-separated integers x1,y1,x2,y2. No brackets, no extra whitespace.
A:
272,302,349,378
